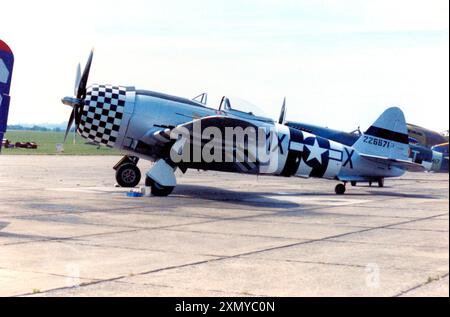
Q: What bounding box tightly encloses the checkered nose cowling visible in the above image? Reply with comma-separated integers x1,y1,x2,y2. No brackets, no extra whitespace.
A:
78,84,127,147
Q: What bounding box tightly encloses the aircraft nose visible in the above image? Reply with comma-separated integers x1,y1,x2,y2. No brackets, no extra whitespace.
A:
78,84,128,147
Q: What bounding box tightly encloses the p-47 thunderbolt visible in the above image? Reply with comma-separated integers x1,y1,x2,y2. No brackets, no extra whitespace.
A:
62,51,423,196
0,39,14,152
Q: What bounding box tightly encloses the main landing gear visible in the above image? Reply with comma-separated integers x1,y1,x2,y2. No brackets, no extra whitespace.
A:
145,177,175,197
145,159,177,197
114,156,141,188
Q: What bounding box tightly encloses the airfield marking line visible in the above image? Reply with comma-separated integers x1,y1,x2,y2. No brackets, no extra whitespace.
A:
15,211,448,297
317,238,450,250
53,239,231,258
384,227,449,233
160,226,372,241
1,228,146,247
112,279,267,297
393,272,449,297
9,214,229,231
0,266,98,283
0,267,95,280
8,203,282,221
245,257,367,269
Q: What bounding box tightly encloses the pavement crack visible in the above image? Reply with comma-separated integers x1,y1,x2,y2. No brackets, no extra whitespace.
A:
393,272,449,297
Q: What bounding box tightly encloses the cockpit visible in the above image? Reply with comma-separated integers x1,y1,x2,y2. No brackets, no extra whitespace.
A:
192,93,273,123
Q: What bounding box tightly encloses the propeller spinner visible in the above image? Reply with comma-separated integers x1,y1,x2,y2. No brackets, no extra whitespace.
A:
62,49,94,143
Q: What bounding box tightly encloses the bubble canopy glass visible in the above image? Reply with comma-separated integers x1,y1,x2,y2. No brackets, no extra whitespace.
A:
219,96,273,123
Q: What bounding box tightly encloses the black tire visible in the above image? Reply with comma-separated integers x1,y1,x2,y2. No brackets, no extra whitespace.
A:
351,181,357,187
116,163,141,188
378,178,384,188
145,176,175,197
335,183,346,195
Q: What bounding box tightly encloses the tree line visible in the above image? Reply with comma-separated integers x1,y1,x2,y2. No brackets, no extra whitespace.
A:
6,125,73,132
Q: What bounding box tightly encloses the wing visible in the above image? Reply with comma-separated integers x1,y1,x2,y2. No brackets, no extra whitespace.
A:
150,115,259,146
134,115,262,172
359,153,425,172
139,115,258,148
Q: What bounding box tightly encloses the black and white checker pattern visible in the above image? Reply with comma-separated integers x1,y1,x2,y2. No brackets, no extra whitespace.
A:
78,84,127,147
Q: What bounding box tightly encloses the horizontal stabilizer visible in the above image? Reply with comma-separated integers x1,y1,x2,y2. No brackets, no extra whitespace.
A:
360,153,425,172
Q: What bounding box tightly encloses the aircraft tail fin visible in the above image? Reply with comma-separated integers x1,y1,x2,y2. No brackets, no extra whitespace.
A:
353,107,410,161
0,40,14,152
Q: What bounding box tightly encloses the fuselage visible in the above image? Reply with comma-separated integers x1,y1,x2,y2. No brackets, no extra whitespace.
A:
76,85,406,182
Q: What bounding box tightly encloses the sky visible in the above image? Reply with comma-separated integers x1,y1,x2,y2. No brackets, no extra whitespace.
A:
1,0,448,132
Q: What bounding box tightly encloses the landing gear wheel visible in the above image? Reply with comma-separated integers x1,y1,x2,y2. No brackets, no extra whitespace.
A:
335,183,346,195
145,176,174,197
116,163,141,188
378,178,384,188
351,181,357,187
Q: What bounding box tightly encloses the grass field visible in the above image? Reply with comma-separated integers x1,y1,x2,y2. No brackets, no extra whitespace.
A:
2,130,121,155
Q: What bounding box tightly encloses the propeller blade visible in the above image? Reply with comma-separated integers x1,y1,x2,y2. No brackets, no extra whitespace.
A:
74,63,81,96
278,97,287,124
63,50,93,143
64,108,76,143
74,104,83,129
77,49,94,99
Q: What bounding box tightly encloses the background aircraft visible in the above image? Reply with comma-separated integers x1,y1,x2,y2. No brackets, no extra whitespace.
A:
61,51,423,196
0,39,14,153
407,123,448,148
432,142,449,157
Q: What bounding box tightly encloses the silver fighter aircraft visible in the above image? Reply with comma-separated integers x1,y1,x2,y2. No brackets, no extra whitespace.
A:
62,51,424,196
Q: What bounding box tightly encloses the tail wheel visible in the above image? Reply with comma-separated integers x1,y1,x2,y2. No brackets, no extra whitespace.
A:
378,178,385,188
116,163,141,188
335,183,346,195
145,176,174,197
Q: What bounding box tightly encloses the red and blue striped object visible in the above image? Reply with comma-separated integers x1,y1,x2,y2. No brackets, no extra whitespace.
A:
0,39,14,151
